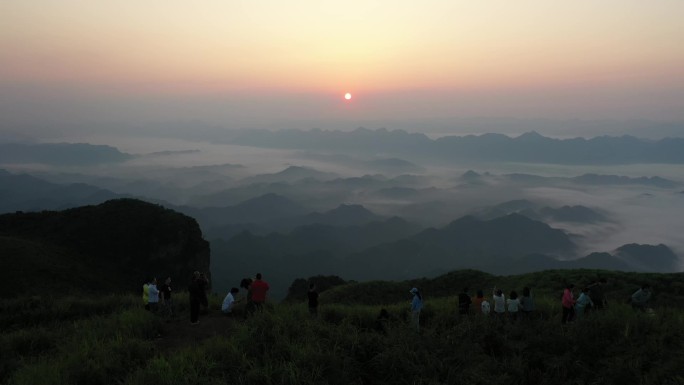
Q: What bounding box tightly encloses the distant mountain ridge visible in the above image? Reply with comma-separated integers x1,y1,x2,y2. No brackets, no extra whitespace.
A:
473,200,609,224
0,170,123,213
230,128,684,164
462,171,679,189
0,142,133,165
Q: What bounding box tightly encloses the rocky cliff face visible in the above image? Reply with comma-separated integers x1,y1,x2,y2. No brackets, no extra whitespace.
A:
0,199,210,296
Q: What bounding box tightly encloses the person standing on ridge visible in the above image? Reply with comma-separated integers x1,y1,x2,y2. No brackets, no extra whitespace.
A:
189,271,203,324
409,287,423,333
308,283,319,318
147,277,160,313
198,273,209,313
250,273,270,311
458,287,472,315
159,277,173,317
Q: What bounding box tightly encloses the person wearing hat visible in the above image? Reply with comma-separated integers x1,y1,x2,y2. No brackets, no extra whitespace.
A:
409,287,423,332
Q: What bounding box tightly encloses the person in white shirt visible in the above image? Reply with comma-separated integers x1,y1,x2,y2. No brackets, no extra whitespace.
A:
222,288,240,315
147,277,160,313
507,290,521,321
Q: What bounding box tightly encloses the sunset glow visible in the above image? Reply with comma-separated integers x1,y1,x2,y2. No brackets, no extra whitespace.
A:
1,1,683,127
345,93,352,100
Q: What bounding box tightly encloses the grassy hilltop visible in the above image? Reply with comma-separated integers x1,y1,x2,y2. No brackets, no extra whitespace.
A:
2,269,683,385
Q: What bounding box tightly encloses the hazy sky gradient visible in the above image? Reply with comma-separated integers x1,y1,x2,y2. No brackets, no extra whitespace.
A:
2,1,683,134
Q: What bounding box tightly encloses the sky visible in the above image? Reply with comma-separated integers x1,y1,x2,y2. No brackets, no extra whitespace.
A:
1,1,684,136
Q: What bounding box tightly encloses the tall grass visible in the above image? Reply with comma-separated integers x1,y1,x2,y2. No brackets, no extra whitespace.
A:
3,291,684,385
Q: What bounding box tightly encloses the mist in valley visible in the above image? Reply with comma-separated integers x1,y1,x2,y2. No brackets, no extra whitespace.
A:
2,129,683,298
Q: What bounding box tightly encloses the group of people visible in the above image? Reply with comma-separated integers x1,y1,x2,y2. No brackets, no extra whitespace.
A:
407,286,537,332
142,277,174,316
217,273,271,321
141,272,278,324
408,279,654,331
143,273,654,329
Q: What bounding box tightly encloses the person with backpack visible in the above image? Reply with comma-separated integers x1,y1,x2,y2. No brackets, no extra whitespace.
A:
481,298,491,315
561,284,576,324
631,284,652,311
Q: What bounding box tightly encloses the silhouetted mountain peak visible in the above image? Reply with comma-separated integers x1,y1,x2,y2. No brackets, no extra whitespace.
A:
614,243,679,272
461,170,481,179
329,204,373,215
516,131,546,141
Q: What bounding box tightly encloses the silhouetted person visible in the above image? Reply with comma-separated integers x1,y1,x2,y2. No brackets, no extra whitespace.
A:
588,278,608,310
198,273,209,313
507,290,520,321
159,277,174,317
375,308,391,334
308,283,319,318
520,287,535,319
189,271,203,324
458,287,472,315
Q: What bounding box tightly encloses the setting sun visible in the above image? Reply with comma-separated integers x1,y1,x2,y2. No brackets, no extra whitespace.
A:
344,93,352,100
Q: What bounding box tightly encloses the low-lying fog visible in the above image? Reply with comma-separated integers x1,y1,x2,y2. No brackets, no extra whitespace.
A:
5,133,684,269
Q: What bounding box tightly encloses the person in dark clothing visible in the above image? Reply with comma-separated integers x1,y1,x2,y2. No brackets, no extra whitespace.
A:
159,277,173,317
588,278,608,310
189,271,203,324
375,308,391,334
458,287,472,315
198,273,209,313
307,283,319,318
